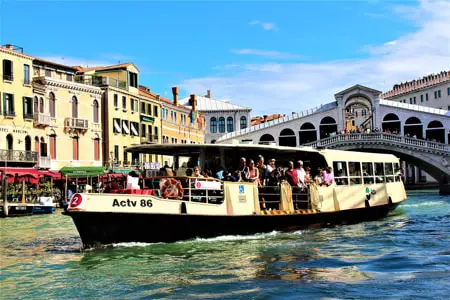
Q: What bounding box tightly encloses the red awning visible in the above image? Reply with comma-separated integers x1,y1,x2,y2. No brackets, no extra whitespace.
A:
0,167,39,178
39,170,63,180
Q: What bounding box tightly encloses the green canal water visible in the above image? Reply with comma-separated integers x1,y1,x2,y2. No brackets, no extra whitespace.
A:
0,190,449,299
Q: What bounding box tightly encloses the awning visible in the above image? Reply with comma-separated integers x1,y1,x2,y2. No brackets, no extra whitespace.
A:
114,119,121,133
131,122,139,136
39,170,63,180
0,167,39,178
59,166,106,178
122,121,130,134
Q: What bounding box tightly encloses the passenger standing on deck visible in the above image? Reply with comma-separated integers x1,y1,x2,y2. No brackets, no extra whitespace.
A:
324,167,334,186
246,160,260,185
266,159,276,185
296,160,306,187
238,157,247,181
193,166,204,178
285,161,298,186
256,155,266,186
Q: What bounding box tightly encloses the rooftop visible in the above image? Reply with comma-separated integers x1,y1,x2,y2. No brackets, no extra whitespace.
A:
382,71,450,99
74,62,138,72
251,114,285,126
181,95,251,112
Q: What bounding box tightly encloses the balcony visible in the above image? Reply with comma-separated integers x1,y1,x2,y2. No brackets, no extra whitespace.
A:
34,112,51,126
38,156,51,169
140,135,159,144
75,75,127,90
0,149,38,163
64,117,89,131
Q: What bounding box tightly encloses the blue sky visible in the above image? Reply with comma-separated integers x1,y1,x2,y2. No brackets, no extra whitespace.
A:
1,0,449,116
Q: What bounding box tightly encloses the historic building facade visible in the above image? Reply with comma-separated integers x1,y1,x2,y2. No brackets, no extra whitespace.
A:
75,63,162,171
181,91,251,143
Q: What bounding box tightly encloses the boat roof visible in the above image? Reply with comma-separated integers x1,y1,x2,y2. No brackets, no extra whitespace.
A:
125,143,399,163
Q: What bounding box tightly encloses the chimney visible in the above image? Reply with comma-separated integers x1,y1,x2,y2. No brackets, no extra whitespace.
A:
156,95,160,101
172,87,179,106
189,94,197,111
206,90,211,98
263,115,268,123
5,44,13,50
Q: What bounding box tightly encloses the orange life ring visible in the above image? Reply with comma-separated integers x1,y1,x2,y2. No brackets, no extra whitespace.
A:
161,178,184,199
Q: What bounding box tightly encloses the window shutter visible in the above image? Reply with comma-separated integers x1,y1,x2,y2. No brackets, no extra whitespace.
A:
23,97,26,116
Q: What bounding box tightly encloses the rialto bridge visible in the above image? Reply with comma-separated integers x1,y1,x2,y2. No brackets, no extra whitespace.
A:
216,85,450,192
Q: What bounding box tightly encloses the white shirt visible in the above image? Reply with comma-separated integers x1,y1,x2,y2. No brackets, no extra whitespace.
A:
296,168,306,184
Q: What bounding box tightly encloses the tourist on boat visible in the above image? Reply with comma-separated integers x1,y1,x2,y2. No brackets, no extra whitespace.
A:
295,160,306,187
285,161,299,186
314,169,324,186
192,166,204,178
245,159,260,185
256,155,266,186
324,167,335,186
304,167,313,184
265,158,276,185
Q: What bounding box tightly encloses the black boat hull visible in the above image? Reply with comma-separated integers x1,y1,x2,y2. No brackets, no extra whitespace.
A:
64,202,400,249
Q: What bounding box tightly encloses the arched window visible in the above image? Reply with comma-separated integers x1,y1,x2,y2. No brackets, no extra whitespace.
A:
49,134,57,160
39,97,44,113
93,100,99,123
94,137,100,161
210,117,217,133
6,134,13,160
25,136,31,151
49,92,56,118
226,117,233,132
72,96,78,118
73,136,79,160
33,96,39,114
240,116,247,129
218,117,225,133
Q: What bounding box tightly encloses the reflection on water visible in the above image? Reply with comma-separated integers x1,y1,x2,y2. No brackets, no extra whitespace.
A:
1,192,449,299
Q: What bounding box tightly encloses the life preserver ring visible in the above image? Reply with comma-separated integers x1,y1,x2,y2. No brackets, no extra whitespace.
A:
161,178,183,199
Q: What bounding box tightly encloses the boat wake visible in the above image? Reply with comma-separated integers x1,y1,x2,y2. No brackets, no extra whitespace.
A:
401,201,447,208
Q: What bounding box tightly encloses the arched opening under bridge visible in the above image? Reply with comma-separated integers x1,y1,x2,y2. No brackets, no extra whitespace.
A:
279,128,296,147
426,120,445,143
259,134,276,145
299,123,317,145
319,117,337,139
404,117,423,139
382,113,401,133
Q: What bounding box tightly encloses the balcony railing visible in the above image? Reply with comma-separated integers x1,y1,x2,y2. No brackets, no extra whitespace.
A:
140,135,159,144
34,112,51,126
64,117,89,130
38,156,51,169
0,149,38,163
74,75,127,90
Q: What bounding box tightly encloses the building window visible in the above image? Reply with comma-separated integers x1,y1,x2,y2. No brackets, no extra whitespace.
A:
413,96,416,104
114,145,119,162
227,117,233,132
240,116,247,129
448,87,450,96
45,69,51,77
438,90,441,98
122,96,126,110
218,117,225,133
153,106,158,117
130,98,134,112
114,94,118,107
434,90,442,98
93,100,99,123
73,137,79,160
49,92,55,118
23,97,33,119
71,96,78,118
154,126,158,138
361,109,366,117
420,94,424,102
141,101,146,114
94,138,100,161
50,135,56,159
210,117,217,133
66,74,73,81
39,97,45,114
24,64,30,84
426,93,429,101
141,124,146,137
3,59,13,81
129,72,138,88
147,103,152,116
409,97,413,104
3,93,14,116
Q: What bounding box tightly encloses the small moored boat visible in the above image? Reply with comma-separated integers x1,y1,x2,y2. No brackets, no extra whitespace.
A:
63,144,407,249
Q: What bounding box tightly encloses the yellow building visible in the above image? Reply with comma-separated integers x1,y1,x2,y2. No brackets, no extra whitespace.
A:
75,63,161,172
0,44,37,173
139,85,205,167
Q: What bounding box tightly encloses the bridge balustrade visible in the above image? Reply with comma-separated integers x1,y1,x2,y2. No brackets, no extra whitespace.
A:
307,133,449,153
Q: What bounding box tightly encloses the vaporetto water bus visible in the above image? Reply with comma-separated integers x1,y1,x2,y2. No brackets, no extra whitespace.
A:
63,144,407,249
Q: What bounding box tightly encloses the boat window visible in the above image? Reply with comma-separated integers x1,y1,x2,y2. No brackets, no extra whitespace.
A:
362,162,374,184
333,161,348,185
393,162,401,182
384,163,395,183
348,162,362,185
374,162,384,183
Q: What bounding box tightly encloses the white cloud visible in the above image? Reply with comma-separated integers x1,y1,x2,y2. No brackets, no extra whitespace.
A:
180,0,450,116
249,20,278,31
231,49,304,60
